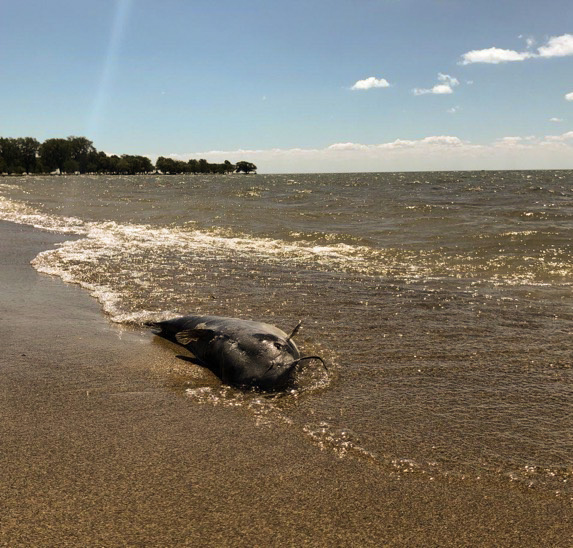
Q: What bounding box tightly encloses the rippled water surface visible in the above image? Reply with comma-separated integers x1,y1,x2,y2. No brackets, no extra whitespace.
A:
1,171,571,497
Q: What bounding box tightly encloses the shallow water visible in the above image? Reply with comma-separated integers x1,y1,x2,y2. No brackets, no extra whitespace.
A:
1,171,571,498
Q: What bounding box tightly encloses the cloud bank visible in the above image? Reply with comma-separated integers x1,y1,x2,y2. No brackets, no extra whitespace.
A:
161,131,573,173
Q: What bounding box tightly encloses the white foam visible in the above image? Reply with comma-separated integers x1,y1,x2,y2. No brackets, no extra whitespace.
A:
0,195,88,234
0,194,378,323
2,194,571,326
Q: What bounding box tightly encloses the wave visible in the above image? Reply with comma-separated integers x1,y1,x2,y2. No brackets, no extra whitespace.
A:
1,194,571,326
0,195,384,323
0,195,88,234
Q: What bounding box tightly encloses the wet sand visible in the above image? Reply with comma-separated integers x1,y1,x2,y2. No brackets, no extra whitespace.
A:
0,220,571,546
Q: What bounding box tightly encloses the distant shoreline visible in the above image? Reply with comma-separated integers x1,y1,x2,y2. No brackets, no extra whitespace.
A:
0,171,257,177
0,135,257,175
3,167,573,178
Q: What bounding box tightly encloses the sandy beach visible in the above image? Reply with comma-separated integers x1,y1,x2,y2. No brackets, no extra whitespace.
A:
0,219,571,546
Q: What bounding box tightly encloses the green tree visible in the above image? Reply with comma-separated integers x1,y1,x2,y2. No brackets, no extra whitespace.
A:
0,138,20,173
130,155,153,173
107,155,121,174
63,159,80,174
116,157,131,174
156,156,176,173
85,150,102,173
14,137,40,173
117,155,154,174
93,151,110,173
39,138,71,173
35,158,47,174
156,156,191,174
198,159,209,173
67,136,95,173
235,161,257,174
223,160,235,173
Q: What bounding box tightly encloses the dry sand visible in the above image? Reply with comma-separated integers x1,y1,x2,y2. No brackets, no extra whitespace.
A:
0,221,571,546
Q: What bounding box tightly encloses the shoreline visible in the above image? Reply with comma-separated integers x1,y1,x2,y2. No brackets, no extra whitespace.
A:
2,167,573,178
0,220,571,546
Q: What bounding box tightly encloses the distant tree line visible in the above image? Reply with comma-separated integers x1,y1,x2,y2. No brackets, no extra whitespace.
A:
0,136,257,175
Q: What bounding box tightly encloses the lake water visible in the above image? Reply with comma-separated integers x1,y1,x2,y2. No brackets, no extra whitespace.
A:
1,171,571,499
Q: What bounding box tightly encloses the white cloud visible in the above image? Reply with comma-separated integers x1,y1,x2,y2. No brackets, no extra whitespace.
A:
549,117,563,122
376,139,417,150
565,92,573,101
448,106,460,114
328,142,370,151
460,34,573,65
438,73,459,86
495,136,538,147
413,73,459,95
460,47,532,65
544,130,573,142
495,136,527,148
413,84,453,95
332,135,465,151
519,35,536,49
537,34,573,58
420,136,464,146
351,76,390,90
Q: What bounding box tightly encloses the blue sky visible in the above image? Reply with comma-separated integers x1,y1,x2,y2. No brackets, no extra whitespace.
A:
1,0,572,172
